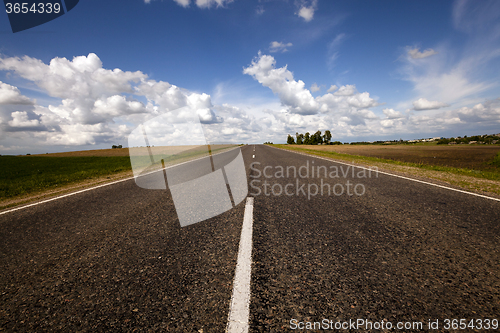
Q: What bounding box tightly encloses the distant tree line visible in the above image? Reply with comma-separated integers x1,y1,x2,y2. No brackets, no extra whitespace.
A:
437,134,500,145
112,145,123,149
287,130,341,145
285,132,500,146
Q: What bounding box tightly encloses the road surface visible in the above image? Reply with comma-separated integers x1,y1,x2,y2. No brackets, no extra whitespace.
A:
1,144,499,332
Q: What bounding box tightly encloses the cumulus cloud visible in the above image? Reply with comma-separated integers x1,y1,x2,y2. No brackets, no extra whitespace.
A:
456,98,500,123
243,53,320,115
380,119,394,128
408,48,438,59
296,0,317,22
204,104,263,142
0,82,33,105
413,98,449,111
382,108,404,119
93,95,147,118
8,111,42,128
243,53,379,127
195,0,234,8
0,53,224,150
332,84,356,96
0,53,146,101
269,41,293,53
326,85,338,93
310,83,320,92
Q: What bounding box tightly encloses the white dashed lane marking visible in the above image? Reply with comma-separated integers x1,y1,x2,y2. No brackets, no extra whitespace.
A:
226,197,254,333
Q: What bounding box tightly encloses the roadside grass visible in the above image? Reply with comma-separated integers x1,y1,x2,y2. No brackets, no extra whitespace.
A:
0,156,132,200
490,151,500,168
274,144,500,196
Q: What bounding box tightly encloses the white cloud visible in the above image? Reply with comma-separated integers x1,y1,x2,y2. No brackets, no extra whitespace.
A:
147,0,234,8
0,82,33,105
0,53,146,101
243,53,379,128
93,95,147,118
327,33,346,70
412,98,449,111
196,0,234,8
399,47,495,107
310,83,320,92
452,0,500,34
296,0,317,22
8,111,43,129
298,7,314,22
173,0,190,7
326,85,338,93
332,84,356,96
269,41,293,53
408,48,438,59
382,108,404,119
399,2,500,111
0,53,223,149
380,119,394,128
243,53,320,115
456,99,500,123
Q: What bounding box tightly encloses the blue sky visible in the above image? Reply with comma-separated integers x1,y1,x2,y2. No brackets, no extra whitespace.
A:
1,0,499,153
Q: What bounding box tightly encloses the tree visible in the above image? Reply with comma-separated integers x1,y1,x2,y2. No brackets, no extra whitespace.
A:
323,130,332,144
311,130,323,145
296,132,304,144
304,132,311,145
287,134,295,144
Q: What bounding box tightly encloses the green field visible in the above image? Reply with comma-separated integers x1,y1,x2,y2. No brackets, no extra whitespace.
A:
0,145,238,203
0,156,132,200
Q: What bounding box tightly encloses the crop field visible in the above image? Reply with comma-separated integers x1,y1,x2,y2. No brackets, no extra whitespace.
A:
0,145,238,205
279,144,500,172
275,143,500,196
0,156,132,200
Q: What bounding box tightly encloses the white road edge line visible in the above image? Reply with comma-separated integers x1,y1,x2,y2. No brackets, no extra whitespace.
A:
0,146,242,216
270,145,500,203
226,196,254,333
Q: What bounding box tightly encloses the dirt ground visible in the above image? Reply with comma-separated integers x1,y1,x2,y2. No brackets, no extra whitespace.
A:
300,144,500,171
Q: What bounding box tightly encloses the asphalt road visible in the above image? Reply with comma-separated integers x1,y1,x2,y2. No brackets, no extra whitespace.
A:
1,144,499,332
